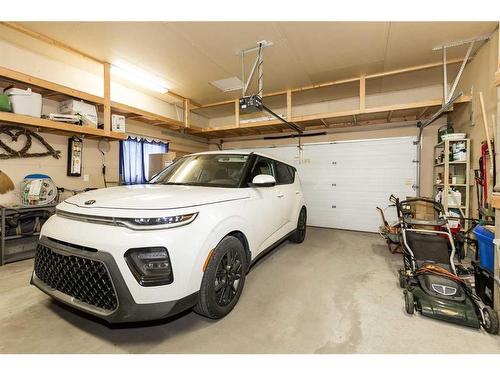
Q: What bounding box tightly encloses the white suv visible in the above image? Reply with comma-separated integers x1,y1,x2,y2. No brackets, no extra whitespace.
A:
32,151,306,322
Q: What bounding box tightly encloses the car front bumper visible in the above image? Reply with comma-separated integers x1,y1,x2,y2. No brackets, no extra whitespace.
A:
31,236,198,323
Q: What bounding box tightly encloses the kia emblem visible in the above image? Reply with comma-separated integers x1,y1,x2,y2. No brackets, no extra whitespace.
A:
84,199,96,205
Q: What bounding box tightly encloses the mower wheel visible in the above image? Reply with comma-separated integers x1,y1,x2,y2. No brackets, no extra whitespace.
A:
404,290,414,315
398,270,406,288
482,306,499,335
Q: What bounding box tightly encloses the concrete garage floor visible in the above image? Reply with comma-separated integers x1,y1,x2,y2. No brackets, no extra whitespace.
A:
1,227,500,354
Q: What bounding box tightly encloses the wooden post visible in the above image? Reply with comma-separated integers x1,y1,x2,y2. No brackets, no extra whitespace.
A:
287,89,292,121
359,76,366,111
184,98,190,128
103,62,111,135
479,92,494,169
235,99,240,128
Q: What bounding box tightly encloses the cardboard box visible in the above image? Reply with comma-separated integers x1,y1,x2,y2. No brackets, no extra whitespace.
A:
406,197,436,221
59,99,98,127
148,152,178,179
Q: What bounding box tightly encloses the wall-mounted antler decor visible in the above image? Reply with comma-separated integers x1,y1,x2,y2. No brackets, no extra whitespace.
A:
0,125,61,159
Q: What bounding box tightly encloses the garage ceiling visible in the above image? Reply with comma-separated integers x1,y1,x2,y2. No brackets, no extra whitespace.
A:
7,21,499,105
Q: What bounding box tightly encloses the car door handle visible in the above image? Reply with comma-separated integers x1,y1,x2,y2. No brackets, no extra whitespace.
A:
277,193,284,198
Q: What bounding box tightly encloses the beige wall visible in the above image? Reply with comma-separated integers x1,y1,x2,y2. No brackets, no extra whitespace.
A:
451,30,499,218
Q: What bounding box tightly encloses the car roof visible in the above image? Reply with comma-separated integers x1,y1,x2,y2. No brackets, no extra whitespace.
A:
190,150,294,168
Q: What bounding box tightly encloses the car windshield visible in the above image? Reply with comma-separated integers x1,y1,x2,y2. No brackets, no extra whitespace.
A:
150,154,250,188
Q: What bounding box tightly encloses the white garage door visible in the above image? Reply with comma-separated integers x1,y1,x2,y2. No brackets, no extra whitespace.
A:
236,137,417,232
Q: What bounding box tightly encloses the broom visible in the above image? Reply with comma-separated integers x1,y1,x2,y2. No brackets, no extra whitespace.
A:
0,170,15,194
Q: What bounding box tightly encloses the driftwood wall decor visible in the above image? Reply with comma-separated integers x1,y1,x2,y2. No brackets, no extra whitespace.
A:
0,125,61,159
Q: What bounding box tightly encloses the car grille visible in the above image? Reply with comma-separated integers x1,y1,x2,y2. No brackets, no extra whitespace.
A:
34,243,118,312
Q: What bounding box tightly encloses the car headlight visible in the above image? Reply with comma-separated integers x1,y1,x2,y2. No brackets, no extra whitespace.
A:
124,247,173,286
118,213,198,230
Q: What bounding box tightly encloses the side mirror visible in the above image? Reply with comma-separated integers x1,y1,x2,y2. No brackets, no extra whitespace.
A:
251,174,276,187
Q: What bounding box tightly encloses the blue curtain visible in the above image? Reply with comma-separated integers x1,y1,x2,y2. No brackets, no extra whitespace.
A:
120,137,168,185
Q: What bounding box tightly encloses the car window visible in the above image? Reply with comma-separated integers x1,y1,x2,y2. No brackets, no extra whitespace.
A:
248,157,275,183
150,154,249,188
275,162,295,185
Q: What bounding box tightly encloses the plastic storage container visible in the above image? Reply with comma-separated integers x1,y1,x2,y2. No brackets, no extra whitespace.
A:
0,94,11,112
4,88,42,117
473,225,495,272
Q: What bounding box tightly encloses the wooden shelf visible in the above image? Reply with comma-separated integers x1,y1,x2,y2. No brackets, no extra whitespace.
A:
433,139,470,233
434,161,467,167
0,111,126,140
434,139,468,148
110,102,185,130
0,65,189,138
192,96,472,139
434,183,468,187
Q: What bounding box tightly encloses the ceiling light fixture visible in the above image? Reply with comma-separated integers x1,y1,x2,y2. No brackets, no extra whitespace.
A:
111,60,169,94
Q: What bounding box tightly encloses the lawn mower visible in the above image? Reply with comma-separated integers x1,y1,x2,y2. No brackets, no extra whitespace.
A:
395,196,499,334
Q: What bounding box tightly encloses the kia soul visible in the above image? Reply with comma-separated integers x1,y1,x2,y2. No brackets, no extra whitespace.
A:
31,151,307,323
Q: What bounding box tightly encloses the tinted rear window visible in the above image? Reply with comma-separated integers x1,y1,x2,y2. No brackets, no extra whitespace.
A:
275,162,295,184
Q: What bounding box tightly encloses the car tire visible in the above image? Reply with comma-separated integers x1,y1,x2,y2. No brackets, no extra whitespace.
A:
289,207,307,243
482,306,499,335
194,236,247,319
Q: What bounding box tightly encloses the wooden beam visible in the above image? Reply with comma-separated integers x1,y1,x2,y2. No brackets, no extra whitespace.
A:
359,76,366,111
492,193,500,209
235,99,240,128
286,89,292,120
366,59,462,80
197,58,465,109
103,63,111,135
184,98,190,128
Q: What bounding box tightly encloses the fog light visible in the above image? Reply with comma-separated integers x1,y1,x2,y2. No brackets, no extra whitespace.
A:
125,247,173,286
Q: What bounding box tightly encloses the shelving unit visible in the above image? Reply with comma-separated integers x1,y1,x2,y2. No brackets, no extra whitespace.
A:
433,138,471,227
0,65,193,140
0,205,56,266
0,111,126,140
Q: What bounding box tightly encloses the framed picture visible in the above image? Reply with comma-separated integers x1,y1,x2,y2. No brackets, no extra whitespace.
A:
67,137,83,177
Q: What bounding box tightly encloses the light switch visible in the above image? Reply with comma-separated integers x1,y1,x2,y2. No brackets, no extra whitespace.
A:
83,174,89,182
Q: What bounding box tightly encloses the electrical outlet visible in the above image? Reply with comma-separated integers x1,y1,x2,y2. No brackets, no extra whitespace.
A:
83,174,89,182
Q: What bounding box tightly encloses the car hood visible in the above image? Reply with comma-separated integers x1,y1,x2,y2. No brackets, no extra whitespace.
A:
63,184,250,211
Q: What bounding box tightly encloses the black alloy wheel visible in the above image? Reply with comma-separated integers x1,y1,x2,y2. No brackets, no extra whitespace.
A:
195,236,247,319
214,248,243,307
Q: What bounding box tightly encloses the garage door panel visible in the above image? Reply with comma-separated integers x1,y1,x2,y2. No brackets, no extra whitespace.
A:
235,137,416,232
